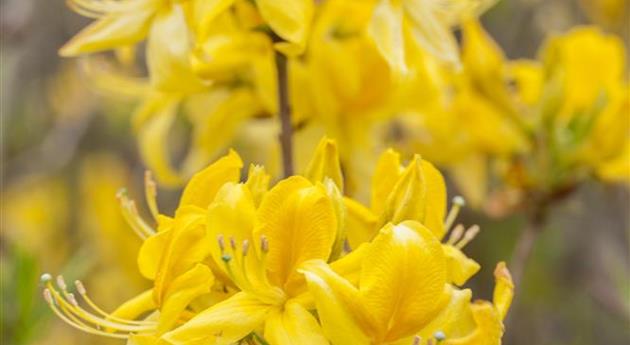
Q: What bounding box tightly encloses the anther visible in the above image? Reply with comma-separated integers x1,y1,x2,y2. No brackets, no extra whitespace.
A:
41,273,53,284
434,331,446,342
456,225,480,249
66,293,79,307
242,240,250,256
56,275,68,291
217,235,225,253
412,335,421,345
446,224,465,245
74,280,87,295
453,196,465,207
43,289,54,304
116,188,128,199
229,237,237,251
260,236,269,253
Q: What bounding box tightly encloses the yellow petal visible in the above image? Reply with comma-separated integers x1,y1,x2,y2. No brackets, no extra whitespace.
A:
158,264,214,332
383,155,427,226
254,176,337,295
304,137,344,191
153,206,208,305
111,289,157,322
137,95,185,187
360,221,447,341
403,0,460,65
245,164,271,207
343,197,378,250
138,230,171,280
300,260,372,345
263,301,329,345
179,150,243,209
418,287,476,340
444,302,503,345
60,8,154,56
443,245,481,286
255,0,313,53
206,182,257,270
371,149,403,215
368,0,406,73
147,5,206,93
420,159,447,238
492,262,514,321
161,292,273,345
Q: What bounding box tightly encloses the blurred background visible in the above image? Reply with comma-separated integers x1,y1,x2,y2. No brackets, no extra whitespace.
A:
1,0,628,344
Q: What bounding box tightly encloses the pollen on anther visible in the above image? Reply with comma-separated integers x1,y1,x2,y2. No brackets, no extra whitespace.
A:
452,196,465,207
40,273,53,284
242,240,250,256
260,236,269,253
217,235,225,252
43,288,54,304
229,237,237,250
56,275,68,290
74,280,87,295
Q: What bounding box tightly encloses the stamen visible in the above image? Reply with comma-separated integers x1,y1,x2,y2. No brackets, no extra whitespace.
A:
41,273,53,284
412,335,421,345
217,235,226,254
446,224,465,245
260,236,269,253
444,196,466,231
456,225,480,249
144,171,159,220
434,331,446,342
74,280,155,326
117,188,156,240
42,277,156,338
229,237,237,251
242,240,250,256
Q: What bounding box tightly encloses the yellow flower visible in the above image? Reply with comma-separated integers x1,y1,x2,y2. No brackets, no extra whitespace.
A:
301,222,514,345
367,0,497,73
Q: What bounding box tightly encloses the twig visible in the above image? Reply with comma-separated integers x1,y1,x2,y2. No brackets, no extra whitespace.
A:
510,215,543,286
273,47,294,177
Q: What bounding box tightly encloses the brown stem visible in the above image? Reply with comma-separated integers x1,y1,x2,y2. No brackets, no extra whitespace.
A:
510,217,542,286
274,49,294,177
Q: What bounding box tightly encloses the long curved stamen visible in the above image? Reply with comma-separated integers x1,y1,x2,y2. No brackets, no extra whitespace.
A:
44,289,129,339
42,273,156,338
117,188,156,240
444,196,466,232
74,280,154,326
144,171,159,220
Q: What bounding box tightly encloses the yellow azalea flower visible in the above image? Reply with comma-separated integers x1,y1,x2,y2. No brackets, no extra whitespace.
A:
301,222,514,345
367,0,497,72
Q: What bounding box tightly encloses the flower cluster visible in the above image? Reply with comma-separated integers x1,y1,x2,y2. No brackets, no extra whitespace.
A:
42,138,513,345
59,0,495,189
391,20,629,212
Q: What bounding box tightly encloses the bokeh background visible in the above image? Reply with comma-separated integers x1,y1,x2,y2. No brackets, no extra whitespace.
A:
1,0,628,344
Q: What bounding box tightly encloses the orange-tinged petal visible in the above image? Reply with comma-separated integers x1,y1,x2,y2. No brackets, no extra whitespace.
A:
179,150,243,209
359,221,447,341
254,176,337,295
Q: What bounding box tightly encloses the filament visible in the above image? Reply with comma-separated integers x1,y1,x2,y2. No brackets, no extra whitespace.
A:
444,196,465,232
